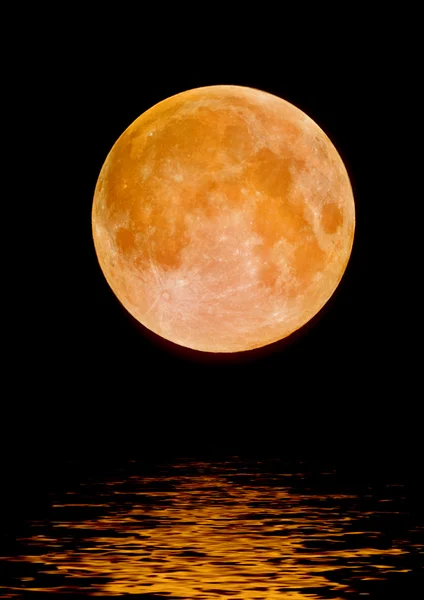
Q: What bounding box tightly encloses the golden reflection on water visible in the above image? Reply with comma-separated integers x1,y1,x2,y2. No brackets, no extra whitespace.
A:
1,459,420,598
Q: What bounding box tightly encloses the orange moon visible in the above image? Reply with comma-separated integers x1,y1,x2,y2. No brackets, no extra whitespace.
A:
92,85,355,353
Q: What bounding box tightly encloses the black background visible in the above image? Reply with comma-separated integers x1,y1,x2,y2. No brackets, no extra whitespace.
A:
4,11,421,514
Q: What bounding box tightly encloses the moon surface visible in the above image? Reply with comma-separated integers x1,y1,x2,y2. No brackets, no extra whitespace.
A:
92,85,355,353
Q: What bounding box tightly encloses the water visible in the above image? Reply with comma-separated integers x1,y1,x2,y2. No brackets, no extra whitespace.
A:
1,458,422,598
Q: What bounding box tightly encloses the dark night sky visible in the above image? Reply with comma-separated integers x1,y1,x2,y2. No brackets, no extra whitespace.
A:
6,14,420,481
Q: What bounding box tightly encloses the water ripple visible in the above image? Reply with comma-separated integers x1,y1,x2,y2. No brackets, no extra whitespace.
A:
0,459,422,598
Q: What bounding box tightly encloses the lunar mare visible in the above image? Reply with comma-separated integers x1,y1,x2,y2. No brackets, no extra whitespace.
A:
92,85,355,352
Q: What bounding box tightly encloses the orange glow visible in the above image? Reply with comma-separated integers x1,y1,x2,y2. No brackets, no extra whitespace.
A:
2,462,411,599
92,85,355,352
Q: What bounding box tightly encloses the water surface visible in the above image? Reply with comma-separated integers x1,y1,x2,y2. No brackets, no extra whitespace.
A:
1,458,422,598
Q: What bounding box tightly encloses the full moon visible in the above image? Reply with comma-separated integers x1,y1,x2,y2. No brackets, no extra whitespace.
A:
92,85,355,353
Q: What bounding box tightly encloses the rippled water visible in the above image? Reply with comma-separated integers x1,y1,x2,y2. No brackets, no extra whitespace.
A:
1,458,423,598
